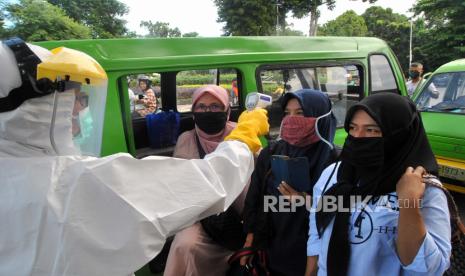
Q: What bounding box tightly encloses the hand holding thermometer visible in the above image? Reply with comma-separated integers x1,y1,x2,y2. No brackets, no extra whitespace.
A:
245,92,272,147
245,92,272,111
245,92,334,151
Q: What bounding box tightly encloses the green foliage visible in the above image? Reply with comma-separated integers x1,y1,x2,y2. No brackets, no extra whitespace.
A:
140,21,181,38
130,73,237,87
319,10,368,36
281,27,304,36
281,0,336,36
214,0,378,36
277,23,304,36
4,0,91,41
362,6,413,72
47,0,129,38
176,73,237,85
182,32,199,37
214,0,276,36
413,0,465,70
0,11,6,38
282,0,335,18
283,0,375,35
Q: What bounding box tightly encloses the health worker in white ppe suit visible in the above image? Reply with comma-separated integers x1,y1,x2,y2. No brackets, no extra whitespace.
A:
0,38,269,276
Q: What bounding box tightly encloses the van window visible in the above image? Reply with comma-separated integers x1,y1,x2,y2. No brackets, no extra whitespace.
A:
176,69,240,112
258,64,363,131
416,72,465,114
369,54,398,93
126,73,168,158
127,69,241,158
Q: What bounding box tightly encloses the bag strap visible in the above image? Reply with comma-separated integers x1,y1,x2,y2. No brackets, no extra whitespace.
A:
228,247,256,265
423,175,465,241
194,133,206,159
321,162,339,194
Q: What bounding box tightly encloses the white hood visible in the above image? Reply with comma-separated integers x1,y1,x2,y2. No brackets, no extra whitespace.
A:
0,91,79,157
0,42,78,157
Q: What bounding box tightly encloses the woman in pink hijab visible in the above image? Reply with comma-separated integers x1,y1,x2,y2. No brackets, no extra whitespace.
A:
164,85,245,276
172,85,236,159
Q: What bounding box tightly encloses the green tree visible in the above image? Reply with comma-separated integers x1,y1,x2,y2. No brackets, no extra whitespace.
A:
214,0,378,36
140,21,181,38
281,26,304,36
47,0,129,38
318,10,368,36
0,11,6,38
182,32,199,37
413,0,465,70
281,0,335,36
362,6,412,71
214,0,276,36
4,0,91,41
282,0,377,36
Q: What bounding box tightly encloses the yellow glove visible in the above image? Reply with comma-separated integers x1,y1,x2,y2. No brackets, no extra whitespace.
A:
225,109,270,153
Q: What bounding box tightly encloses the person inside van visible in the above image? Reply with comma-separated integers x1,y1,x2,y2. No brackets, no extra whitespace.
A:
133,75,157,117
406,62,439,98
241,89,337,276
164,85,246,276
306,93,451,276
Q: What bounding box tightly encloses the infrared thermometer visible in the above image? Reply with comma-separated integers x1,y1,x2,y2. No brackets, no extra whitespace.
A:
245,92,272,111
245,92,273,147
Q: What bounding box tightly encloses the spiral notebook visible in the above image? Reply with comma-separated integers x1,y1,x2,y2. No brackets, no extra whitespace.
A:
270,155,310,192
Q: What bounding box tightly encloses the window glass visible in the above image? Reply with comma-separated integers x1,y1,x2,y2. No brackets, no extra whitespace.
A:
176,69,240,112
415,72,465,114
259,64,363,131
369,55,397,92
125,73,165,156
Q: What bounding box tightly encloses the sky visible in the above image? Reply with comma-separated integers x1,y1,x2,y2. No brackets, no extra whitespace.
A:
119,0,417,37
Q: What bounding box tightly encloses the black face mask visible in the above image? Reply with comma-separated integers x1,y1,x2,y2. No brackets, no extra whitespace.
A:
409,70,420,79
340,135,384,168
193,112,228,134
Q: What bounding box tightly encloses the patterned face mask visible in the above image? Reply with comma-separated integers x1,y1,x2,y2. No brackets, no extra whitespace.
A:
280,115,320,147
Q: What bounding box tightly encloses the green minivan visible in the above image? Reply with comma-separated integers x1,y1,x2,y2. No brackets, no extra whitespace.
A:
36,36,407,157
414,59,465,193
36,36,407,275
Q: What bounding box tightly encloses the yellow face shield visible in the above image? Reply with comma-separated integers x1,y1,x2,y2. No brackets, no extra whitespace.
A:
37,47,107,85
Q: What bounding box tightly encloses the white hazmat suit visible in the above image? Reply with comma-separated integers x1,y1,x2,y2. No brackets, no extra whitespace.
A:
0,40,264,275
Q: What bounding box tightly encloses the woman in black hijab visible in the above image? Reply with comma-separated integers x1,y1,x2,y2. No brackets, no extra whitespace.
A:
307,93,451,276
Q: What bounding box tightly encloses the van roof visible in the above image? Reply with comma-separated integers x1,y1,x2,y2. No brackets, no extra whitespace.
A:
435,58,465,74
35,36,390,72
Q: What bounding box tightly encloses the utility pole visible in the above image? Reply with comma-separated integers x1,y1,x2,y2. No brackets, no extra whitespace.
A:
275,1,279,35
409,19,413,67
